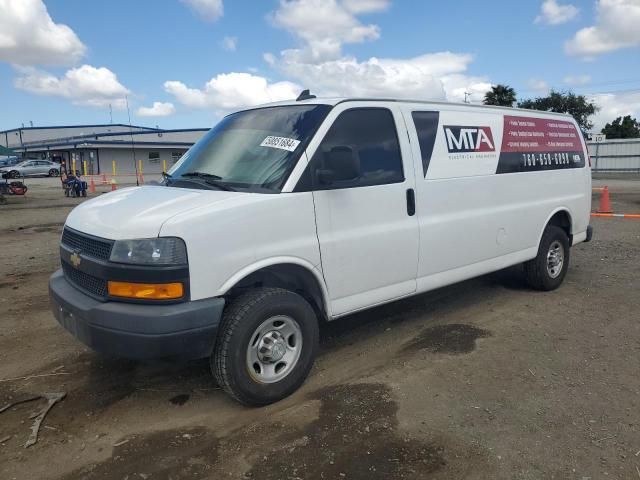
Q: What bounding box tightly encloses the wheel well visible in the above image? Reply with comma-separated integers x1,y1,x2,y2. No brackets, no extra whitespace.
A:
548,210,572,242
226,264,327,321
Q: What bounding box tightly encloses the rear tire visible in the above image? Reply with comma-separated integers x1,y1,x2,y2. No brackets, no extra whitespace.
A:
212,287,319,406
48,168,59,177
524,225,570,291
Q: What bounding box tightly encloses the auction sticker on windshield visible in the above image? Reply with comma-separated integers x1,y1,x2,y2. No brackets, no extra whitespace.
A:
260,136,301,152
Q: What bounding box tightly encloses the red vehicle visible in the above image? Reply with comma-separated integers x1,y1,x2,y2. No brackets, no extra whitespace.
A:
0,171,28,196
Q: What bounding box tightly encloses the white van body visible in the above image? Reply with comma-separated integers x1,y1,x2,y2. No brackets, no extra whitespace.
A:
50,97,592,404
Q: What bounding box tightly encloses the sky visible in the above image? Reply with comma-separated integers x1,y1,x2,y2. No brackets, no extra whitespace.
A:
1,0,639,133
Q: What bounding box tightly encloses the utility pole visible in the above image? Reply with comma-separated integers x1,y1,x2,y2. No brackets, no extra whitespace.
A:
464,92,471,104
125,96,139,187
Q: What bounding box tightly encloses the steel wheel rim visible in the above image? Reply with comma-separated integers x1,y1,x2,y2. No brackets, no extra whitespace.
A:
546,240,564,279
246,315,303,384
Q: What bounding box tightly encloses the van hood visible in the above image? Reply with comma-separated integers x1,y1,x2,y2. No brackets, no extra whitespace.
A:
65,186,239,240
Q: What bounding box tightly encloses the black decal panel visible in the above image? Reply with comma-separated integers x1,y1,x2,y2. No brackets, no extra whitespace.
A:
411,111,439,177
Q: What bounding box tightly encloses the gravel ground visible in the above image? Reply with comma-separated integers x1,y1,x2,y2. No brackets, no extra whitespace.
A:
0,175,639,480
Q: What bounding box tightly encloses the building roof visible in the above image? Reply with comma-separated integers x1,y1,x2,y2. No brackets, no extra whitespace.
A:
2,124,209,152
0,123,159,135
586,137,640,145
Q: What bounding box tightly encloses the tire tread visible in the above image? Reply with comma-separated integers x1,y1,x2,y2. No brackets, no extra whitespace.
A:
213,287,305,405
524,225,569,291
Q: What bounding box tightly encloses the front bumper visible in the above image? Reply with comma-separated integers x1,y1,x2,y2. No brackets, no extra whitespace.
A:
49,269,225,360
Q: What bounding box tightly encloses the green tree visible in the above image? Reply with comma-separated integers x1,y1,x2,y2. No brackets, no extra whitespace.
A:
601,115,640,139
517,90,598,133
483,84,517,107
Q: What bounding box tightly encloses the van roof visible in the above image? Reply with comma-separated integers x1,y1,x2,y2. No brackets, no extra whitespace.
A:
250,97,575,119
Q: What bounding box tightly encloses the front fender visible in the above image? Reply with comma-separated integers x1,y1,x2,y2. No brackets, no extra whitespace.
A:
218,256,331,317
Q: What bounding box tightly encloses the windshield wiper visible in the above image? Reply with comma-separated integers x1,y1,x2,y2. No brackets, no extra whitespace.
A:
181,171,223,180
178,171,236,191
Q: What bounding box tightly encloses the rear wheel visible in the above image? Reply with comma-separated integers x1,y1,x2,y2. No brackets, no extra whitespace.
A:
48,168,59,177
524,225,570,291
212,287,319,406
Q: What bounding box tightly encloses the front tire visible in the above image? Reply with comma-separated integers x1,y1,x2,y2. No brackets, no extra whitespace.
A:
212,287,319,406
524,225,570,291
8,170,19,179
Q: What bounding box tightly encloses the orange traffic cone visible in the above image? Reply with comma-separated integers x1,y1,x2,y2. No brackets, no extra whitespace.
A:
89,176,96,193
597,186,612,213
111,178,117,191
138,172,144,185
101,173,107,185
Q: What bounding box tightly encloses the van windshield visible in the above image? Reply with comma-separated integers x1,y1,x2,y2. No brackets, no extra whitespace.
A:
167,104,331,192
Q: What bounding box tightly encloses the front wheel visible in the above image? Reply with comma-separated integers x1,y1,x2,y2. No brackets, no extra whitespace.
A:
8,170,19,179
524,225,570,291
212,288,319,406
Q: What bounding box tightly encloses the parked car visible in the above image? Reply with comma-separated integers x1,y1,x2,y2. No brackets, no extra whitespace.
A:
2,160,60,178
49,95,592,406
0,157,21,168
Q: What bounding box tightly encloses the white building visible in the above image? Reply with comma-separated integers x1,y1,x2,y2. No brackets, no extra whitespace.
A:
587,138,640,172
0,124,208,175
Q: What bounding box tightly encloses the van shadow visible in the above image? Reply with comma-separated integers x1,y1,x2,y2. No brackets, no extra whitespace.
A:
56,266,528,413
42,353,215,424
319,265,528,349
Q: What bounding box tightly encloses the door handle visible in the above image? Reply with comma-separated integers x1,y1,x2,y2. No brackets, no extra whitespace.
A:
406,188,416,216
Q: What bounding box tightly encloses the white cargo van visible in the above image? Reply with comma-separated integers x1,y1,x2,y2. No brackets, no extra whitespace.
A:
50,94,592,405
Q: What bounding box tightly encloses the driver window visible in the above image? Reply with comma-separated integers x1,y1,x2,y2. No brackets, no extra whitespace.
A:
310,108,404,190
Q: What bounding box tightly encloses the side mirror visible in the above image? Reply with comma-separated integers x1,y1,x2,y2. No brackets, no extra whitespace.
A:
314,146,359,186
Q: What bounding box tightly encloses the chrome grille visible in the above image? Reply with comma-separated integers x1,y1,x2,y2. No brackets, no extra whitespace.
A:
61,228,114,261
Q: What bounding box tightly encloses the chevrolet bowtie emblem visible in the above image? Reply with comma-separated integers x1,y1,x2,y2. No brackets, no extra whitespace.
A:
70,252,81,268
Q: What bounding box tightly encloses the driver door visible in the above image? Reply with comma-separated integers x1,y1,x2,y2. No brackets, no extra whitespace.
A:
305,104,419,317
21,161,38,176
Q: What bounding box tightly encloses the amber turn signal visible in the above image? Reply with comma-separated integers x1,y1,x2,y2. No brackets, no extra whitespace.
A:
107,281,184,300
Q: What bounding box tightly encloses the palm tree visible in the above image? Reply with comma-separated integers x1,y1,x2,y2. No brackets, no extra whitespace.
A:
483,84,517,107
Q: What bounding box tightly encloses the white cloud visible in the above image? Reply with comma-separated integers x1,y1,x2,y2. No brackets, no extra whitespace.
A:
589,90,640,131
164,72,301,110
136,102,176,117
0,0,86,65
222,36,237,51
14,64,130,109
566,0,640,57
527,78,550,93
165,0,493,114
563,74,591,86
180,0,223,21
266,0,490,103
442,75,493,103
272,51,490,102
535,0,579,25
271,0,383,62
342,0,390,13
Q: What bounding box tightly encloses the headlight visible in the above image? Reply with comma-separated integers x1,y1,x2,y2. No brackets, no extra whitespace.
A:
110,238,187,265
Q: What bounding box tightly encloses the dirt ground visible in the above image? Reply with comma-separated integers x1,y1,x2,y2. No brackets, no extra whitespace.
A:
1,175,639,480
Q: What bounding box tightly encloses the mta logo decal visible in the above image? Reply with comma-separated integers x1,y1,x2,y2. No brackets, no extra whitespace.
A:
444,126,495,153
